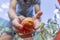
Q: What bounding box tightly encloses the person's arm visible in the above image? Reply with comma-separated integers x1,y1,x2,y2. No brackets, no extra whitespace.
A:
34,4,40,13
34,0,41,13
33,0,43,19
8,0,17,20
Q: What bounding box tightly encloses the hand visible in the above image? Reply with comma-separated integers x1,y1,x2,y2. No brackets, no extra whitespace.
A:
33,11,42,19
13,27,33,38
12,16,25,30
12,16,33,38
32,11,42,30
12,11,42,38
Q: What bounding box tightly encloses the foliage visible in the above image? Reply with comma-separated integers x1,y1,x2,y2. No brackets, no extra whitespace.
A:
34,19,57,40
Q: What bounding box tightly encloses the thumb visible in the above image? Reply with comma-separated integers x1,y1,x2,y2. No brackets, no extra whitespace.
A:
33,19,40,30
33,11,42,19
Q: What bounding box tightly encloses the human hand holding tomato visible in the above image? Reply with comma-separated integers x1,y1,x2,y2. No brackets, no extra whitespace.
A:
12,11,42,38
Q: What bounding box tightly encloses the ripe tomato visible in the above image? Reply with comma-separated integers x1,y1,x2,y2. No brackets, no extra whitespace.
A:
21,17,34,31
54,29,60,40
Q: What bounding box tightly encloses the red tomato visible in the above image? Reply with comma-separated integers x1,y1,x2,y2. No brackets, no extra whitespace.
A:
21,17,34,31
16,17,34,34
58,0,60,5
54,29,60,40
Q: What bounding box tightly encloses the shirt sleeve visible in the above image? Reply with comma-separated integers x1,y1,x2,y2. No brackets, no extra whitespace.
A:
32,0,41,5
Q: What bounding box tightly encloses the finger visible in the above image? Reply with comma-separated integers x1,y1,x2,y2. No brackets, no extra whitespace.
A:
13,27,24,36
18,33,32,38
13,27,20,33
18,15,26,21
33,11,42,19
34,19,40,30
12,19,23,29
